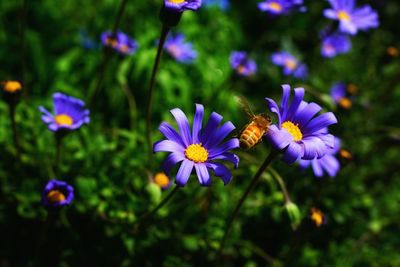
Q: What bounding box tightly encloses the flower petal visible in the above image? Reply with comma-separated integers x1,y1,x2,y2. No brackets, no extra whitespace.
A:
206,162,233,185
200,112,223,144
303,112,337,135
208,138,239,158
293,102,322,126
280,84,291,120
153,140,184,153
204,121,236,150
194,163,211,186
170,108,192,146
286,87,305,121
265,97,282,125
211,152,240,168
311,159,324,177
162,152,185,174
192,104,204,144
300,136,327,160
282,141,303,164
175,160,194,187
159,122,185,147
265,125,292,150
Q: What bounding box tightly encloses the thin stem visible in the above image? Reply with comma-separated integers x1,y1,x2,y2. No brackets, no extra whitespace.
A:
145,25,170,159
120,83,137,129
55,134,63,176
269,168,291,203
9,104,21,157
19,0,27,86
217,150,277,257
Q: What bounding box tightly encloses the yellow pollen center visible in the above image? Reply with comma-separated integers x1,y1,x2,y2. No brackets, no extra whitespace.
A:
338,97,352,109
185,143,208,163
282,121,303,141
339,149,352,160
311,208,325,227
168,0,185,3
269,2,283,12
55,114,73,126
338,11,351,21
285,59,297,70
154,173,170,187
47,190,66,203
106,37,118,48
3,81,22,92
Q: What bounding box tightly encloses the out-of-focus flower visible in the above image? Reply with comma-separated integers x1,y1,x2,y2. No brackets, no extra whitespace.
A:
271,52,308,79
164,0,202,13
265,85,337,164
79,30,98,50
321,34,351,58
323,0,379,35
164,34,197,63
152,172,172,190
203,0,229,10
101,31,138,55
42,179,74,208
310,207,327,227
299,137,341,178
387,46,399,58
39,93,90,132
330,82,353,109
230,51,257,77
1,80,23,105
258,0,304,15
339,148,353,160
154,104,239,186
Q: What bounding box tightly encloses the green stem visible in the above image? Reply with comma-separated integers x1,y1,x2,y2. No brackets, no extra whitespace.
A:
55,133,64,176
145,25,170,159
217,150,277,257
9,103,21,157
269,168,291,203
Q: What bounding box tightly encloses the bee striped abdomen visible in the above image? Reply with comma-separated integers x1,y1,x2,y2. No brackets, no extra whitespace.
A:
240,123,264,149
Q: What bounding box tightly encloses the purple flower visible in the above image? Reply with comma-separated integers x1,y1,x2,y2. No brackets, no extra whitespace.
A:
330,82,353,109
299,137,340,178
265,85,338,164
164,0,202,13
230,51,257,77
323,0,379,35
42,179,74,208
258,0,304,15
271,52,308,79
154,104,240,186
164,34,197,63
101,31,138,55
321,34,351,58
203,0,229,10
39,93,90,132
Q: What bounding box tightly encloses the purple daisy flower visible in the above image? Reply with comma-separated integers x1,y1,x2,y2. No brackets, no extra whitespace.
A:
258,0,304,15
323,0,379,35
265,85,338,164
101,30,138,55
330,82,352,109
271,52,308,79
321,33,351,58
299,137,341,178
42,179,74,208
229,51,257,77
39,93,90,132
154,104,240,186
203,0,229,10
164,34,197,63
164,0,202,13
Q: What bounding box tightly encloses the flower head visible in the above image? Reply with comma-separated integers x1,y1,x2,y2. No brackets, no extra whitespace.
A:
203,0,229,10
321,34,351,58
154,104,239,186
258,0,304,15
299,137,341,177
39,93,90,132
271,52,308,79
1,80,23,104
101,31,138,55
330,82,353,109
164,34,197,63
42,179,74,208
164,0,202,13
323,0,379,35
230,51,257,77
265,85,337,164
152,172,173,190
310,207,327,227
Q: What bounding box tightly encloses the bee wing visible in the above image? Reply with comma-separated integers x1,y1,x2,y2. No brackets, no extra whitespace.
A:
235,95,255,118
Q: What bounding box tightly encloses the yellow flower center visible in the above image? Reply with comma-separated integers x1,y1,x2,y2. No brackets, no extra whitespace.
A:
285,59,297,70
338,97,352,109
106,37,118,48
282,121,303,141
55,114,73,126
168,0,185,3
310,208,325,227
185,143,208,163
338,11,351,21
269,2,283,12
3,81,22,93
339,149,352,160
47,190,66,203
154,172,170,187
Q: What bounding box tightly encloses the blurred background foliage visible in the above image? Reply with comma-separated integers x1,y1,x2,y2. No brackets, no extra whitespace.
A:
1,0,400,266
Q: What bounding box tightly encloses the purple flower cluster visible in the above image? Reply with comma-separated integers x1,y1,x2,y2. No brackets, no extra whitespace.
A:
321,34,351,58
164,34,197,63
230,51,257,77
164,0,202,13
101,31,138,55
258,0,304,15
271,52,308,79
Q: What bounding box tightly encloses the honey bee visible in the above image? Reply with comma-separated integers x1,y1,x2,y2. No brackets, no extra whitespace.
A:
236,96,271,149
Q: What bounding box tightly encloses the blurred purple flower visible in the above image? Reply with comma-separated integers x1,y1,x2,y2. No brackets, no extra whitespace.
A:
299,137,341,178
39,93,90,132
271,52,308,79
101,30,138,55
265,85,338,164
321,34,351,58
230,51,257,77
164,34,197,63
42,179,74,208
323,0,379,35
330,82,353,109
154,104,239,186
258,0,305,15
164,0,202,13
203,0,229,10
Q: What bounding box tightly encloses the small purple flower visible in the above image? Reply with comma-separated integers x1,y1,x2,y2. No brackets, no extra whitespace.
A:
265,85,338,164
154,104,240,186
164,0,202,13
330,82,353,109
271,52,308,79
299,137,341,178
101,31,138,55
39,93,90,132
323,0,379,35
258,0,304,15
230,51,257,77
321,34,351,58
42,179,74,208
164,34,197,63
203,0,229,10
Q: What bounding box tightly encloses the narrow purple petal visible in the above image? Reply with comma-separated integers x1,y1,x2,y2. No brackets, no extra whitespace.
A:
208,138,240,158
293,102,322,126
282,141,303,164
192,104,204,144
200,112,223,144
162,152,185,174
204,121,235,149
170,108,193,146
206,162,233,185
311,159,324,177
280,84,291,120
211,152,239,168
286,87,305,121
265,125,292,150
303,112,337,135
159,122,185,147
175,160,194,187
265,98,282,125
194,163,211,186
153,140,184,153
